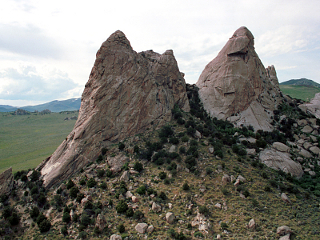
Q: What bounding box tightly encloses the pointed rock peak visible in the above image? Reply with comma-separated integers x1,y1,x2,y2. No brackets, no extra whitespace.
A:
232,26,254,41
102,30,132,49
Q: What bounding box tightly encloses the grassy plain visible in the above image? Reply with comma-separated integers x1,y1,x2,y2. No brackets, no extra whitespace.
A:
280,85,320,101
0,111,77,173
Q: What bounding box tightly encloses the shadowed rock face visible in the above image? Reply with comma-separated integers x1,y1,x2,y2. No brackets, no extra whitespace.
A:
196,27,282,131
39,30,190,188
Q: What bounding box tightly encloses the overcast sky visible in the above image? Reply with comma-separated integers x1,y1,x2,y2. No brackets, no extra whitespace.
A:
1,0,320,106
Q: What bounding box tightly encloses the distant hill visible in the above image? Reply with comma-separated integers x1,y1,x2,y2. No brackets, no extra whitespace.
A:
0,98,81,112
279,78,320,102
280,78,320,88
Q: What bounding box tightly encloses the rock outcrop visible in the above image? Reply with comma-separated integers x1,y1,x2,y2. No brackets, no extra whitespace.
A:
196,26,282,131
39,30,190,188
299,92,320,118
0,167,14,196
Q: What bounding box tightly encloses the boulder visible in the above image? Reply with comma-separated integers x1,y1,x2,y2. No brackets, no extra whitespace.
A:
279,234,291,240
209,147,214,154
135,223,148,234
299,93,320,119
277,226,292,236
272,142,290,152
309,146,320,155
120,171,130,182
151,202,161,213
281,193,291,204
166,212,175,224
0,167,14,196
147,225,154,233
39,30,190,188
196,26,282,131
221,174,231,184
259,149,303,178
301,125,313,134
95,214,106,230
169,145,176,153
246,148,256,155
110,234,122,240
299,148,313,158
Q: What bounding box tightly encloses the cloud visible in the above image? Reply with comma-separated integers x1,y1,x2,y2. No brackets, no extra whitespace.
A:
0,64,81,102
0,23,63,58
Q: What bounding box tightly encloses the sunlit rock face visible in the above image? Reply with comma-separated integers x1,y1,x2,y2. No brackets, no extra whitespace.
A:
196,26,282,131
39,30,190,188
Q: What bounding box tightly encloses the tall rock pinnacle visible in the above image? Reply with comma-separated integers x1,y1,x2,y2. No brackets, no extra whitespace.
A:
196,26,282,131
39,30,190,188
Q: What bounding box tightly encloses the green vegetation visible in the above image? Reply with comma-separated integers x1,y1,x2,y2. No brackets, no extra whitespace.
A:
0,111,78,173
280,85,320,102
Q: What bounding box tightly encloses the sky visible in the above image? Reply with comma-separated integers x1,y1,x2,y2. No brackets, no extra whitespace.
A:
1,0,320,106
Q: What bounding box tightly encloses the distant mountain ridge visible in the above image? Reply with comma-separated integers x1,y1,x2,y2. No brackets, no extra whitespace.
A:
280,78,320,88
0,98,81,112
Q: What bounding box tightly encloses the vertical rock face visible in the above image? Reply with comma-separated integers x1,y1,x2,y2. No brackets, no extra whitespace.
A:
0,167,14,196
40,30,190,188
196,26,282,131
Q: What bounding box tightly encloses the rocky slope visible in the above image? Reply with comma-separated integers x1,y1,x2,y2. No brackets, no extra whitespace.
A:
38,30,190,188
196,27,282,132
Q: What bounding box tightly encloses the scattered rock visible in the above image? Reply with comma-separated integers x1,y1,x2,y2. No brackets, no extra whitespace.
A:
209,147,214,154
281,193,291,204
166,212,175,224
152,202,161,213
132,196,139,203
215,203,222,209
135,223,148,234
169,145,176,153
246,148,256,155
279,234,291,240
147,225,154,233
95,213,106,230
222,174,231,184
108,155,130,173
237,175,246,183
248,218,256,229
125,191,133,198
195,130,202,139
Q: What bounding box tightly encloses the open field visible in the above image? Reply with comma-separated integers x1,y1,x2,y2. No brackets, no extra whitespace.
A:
280,85,320,102
0,111,77,173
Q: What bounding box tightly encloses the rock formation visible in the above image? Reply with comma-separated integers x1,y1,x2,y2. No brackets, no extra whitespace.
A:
299,92,320,118
39,30,190,188
196,26,282,131
0,167,14,196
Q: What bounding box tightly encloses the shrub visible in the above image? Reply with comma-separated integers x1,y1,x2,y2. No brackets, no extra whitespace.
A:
76,193,85,203
133,210,144,220
8,212,20,226
221,222,228,230
100,181,107,189
133,145,140,154
199,205,209,215
61,225,68,235
159,125,174,138
2,206,12,219
79,231,88,239
159,191,167,200
118,224,125,233
159,171,167,180
30,170,40,182
69,186,79,199
96,155,103,163
179,146,186,154
119,142,125,151
38,219,51,233
30,186,39,195
116,200,128,214
206,167,213,175
79,178,86,185
30,206,40,220
101,147,108,155
133,162,143,172
182,182,190,191
66,179,75,189
169,137,179,145
97,169,105,178
21,174,28,182
87,178,97,188
181,135,189,142
62,212,71,223
126,207,134,217
84,201,93,210
106,169,113,177
80,213,91,227
136,185,146,195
